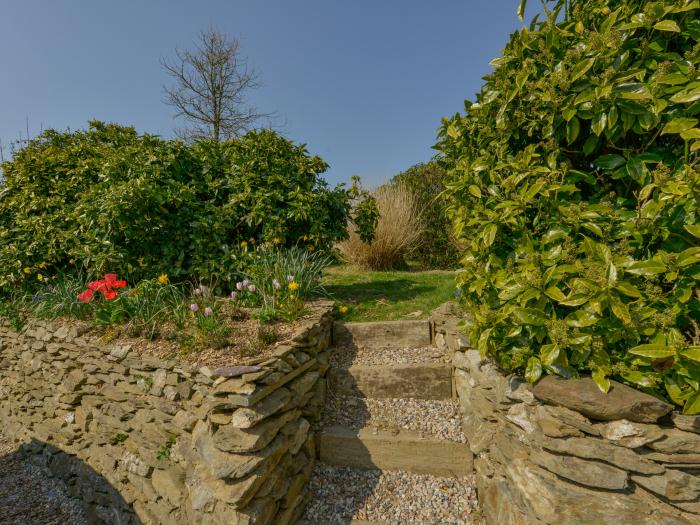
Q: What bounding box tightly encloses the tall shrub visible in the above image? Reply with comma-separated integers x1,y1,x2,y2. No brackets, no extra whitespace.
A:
0,122,351,290
436,0,700,412
391,162,460,269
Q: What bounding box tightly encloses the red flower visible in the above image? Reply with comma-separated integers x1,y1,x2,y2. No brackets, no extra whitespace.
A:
78,289,94,303
88,280,106,291
113,280,127,289
104,290,118,301
104,274,118,282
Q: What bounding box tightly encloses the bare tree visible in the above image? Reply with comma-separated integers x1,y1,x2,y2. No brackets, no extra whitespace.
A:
161,28,269,142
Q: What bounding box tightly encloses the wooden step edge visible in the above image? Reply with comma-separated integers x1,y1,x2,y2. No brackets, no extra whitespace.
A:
318,425,474,477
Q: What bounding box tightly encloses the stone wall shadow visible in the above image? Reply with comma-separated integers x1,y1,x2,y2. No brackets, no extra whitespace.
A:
302,322,380,524
0,438,140,525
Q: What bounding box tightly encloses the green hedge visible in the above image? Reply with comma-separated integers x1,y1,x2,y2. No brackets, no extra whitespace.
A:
437,0,700,412
0,122,351,290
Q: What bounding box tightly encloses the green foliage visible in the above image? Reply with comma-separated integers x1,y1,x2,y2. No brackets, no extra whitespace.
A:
391,162,461,269
92,278,185,338
0,122,351,291
349,176,380,244
31,273,97,321
436,0,700,412
243,246,332,320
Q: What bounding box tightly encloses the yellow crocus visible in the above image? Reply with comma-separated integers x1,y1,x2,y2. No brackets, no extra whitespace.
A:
288,281,300,292
158,274,169,285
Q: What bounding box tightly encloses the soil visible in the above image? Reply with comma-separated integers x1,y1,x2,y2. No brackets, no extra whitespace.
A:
52,300,331,370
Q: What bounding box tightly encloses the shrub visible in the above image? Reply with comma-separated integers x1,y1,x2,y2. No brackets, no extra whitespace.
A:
337,183,424,270
391,162,461,269
436,0,700,412
0,122,351,291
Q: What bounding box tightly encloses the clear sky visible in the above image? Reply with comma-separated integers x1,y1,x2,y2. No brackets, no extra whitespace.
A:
0,0,530,187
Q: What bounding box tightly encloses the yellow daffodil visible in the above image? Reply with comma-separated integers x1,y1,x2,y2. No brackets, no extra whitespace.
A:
37,274,43,281
158,273,169,285
339,306,349,314
240,240,248,248
288,281,300,292
23,267,31,274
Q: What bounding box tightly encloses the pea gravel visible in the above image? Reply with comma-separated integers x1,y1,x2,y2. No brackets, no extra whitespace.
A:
331,344,449,368
321,395,466,443
300,464,481,525
0,433,86,525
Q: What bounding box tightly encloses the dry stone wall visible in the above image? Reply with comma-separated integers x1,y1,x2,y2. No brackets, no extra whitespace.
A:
431,302,700,525
0,301,335,525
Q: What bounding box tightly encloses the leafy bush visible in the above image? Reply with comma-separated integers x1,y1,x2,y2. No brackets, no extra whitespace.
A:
437,0,700,412
337,183,424,270
0,122,351,291
391,162,461,269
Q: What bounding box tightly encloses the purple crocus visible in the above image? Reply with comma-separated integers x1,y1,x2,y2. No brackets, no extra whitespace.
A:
204,307,213,317
236,281,244,290
247,284,256,293
230,291,238,300
272,279,281,290
189,303,199,312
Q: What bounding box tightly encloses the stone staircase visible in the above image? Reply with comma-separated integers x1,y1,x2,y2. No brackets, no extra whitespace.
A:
300,320,477,525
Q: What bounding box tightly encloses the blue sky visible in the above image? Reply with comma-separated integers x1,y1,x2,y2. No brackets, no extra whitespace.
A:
0,1,530,187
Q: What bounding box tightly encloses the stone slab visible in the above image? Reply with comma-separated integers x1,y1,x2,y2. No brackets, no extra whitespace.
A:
319,425,473,476
328,363,453,400
533,376,672,423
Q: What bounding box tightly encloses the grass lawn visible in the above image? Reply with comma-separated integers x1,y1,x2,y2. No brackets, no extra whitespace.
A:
320,265,456,322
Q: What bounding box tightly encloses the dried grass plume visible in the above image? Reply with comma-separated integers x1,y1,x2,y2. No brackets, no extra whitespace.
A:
337,183,424,270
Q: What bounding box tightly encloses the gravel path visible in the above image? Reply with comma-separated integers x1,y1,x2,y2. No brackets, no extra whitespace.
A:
0,434,86,525
301,464,481,525
331,345,450,368
321,395,466,443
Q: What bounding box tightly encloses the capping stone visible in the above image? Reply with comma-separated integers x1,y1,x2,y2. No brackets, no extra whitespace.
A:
533,376,673,423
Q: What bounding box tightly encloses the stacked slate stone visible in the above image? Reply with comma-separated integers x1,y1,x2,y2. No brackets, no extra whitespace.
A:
431,302,700,525
0,300,334,525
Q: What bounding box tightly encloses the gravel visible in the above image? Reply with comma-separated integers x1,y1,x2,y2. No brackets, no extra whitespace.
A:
301,464,481,525
321,395,466,443
331,344,450,368
0,434,86,525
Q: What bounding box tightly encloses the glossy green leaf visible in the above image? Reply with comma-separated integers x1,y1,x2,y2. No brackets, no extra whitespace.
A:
591,368,611,393
653,20,681,32
661,117,698,135
628,344,676,358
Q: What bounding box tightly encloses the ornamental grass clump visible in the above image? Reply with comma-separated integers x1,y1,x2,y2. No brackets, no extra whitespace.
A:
337,183,424,270
437,0,700,413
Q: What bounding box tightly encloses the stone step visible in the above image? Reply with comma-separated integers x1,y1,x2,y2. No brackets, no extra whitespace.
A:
318,425,473,477
328,362,453,400
333,320,431,349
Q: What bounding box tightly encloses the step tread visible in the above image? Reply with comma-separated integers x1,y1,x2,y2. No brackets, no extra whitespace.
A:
333,320,431,348
318,424,473,476
328,362,453,400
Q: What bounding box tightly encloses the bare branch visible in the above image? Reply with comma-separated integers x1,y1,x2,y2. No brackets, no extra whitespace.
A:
161,28,272,142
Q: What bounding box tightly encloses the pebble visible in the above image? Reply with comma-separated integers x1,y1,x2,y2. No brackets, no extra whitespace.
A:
301,464,481,525
0,433,86,525
331,344,449,368
322,395,466,443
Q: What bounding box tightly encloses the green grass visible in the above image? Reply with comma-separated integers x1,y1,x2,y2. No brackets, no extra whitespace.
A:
321,265,456,322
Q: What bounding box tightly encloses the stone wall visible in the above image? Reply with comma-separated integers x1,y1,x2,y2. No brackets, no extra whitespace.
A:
0,301,335,525
431,302,700,525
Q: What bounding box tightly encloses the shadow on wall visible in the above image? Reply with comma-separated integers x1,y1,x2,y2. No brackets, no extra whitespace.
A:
0,438,140,525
